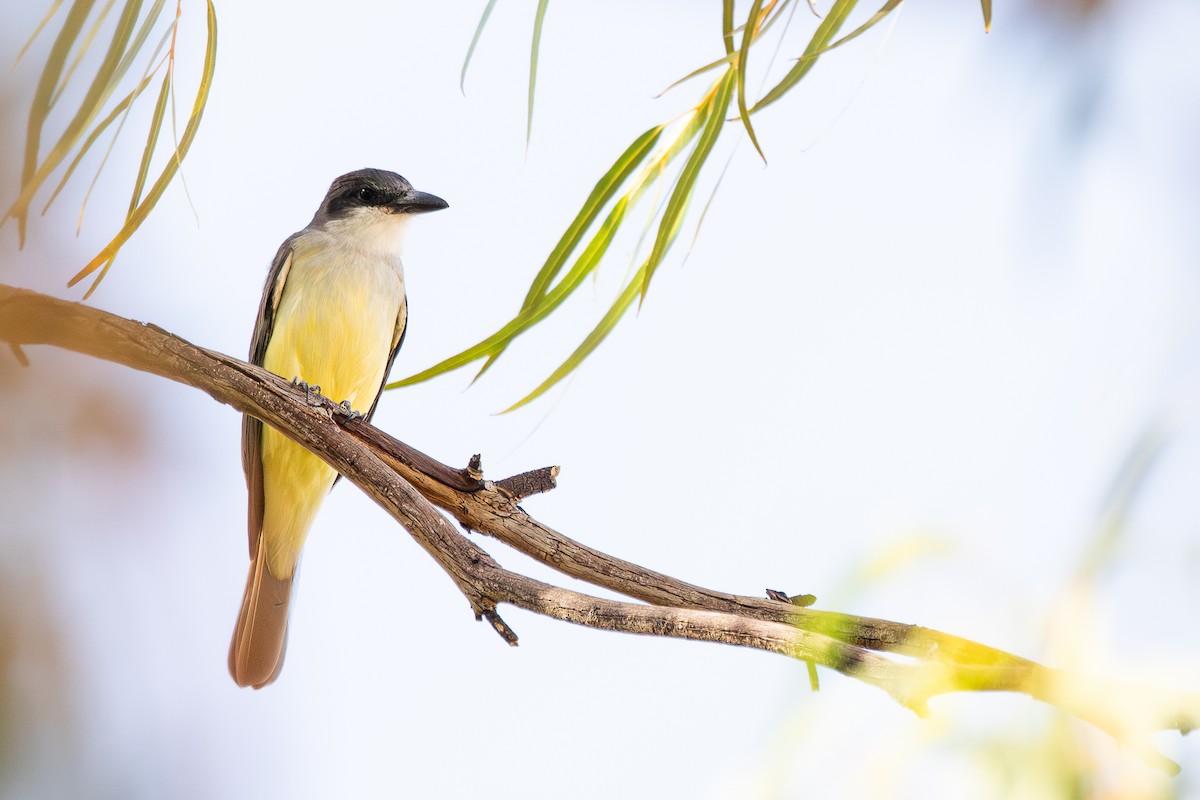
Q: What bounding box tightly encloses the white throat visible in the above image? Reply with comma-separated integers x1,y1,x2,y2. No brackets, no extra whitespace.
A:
320,206,412,256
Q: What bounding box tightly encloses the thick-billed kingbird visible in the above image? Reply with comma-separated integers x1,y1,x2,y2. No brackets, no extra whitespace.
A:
230,168,447,688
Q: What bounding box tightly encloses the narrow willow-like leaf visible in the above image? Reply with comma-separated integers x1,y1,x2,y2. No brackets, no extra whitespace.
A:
526,0,549,148
640,171,689,280
46,12,173,217
683,145,737,261
473,108,714,380
520,124,664,307
460,0,498,93
14,0,66,67
640,70,734,301
614,108,714,276
466,195,630,384
722,0,736,56
79,14,174,223
623,176,673,283
8,0,141,240
391,194,636,390
127,69,170,216
501,200,691,412
533,196,638,315
736,0,767,162
501,261,650,413
50,0,142,142
394,121,688,389
399,142,680,388
395,106,717,389
750,0,796,39
754,0,798,46
753,0,858,112
106,0,167,102
656,51,736,98
468,116,707,382
981,0,991,32
49,0,117,109
70,0,217,296
47,0,142,173
795,0,903,62
53,0,166,187
12,0,97,244
661,0,793,97
42,68,158,211
757,0,803,94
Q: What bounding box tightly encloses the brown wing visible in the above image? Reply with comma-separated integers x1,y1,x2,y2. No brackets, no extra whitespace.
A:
241,239,297,559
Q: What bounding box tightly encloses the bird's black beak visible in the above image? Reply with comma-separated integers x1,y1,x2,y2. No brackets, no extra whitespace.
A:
397,190,448,214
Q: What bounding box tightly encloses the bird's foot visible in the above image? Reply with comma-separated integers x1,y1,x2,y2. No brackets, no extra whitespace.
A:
339,399,364,421
290,379,322,405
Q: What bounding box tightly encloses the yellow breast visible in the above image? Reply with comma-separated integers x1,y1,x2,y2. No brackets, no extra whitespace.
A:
257,241,406,577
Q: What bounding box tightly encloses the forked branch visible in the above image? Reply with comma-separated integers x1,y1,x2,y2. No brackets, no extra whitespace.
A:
0,283,1194,773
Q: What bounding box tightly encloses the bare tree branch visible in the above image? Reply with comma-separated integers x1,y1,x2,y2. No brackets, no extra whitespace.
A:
0,283,1195,773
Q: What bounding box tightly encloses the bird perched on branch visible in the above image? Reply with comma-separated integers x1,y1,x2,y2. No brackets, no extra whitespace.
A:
230,168,447,688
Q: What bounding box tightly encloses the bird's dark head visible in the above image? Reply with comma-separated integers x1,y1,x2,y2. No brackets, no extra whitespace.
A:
310,168,447,254
320,168,448,220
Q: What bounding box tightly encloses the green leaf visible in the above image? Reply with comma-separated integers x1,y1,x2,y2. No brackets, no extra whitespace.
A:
472,107,714,380
50,0,141,135
660,0,793,98
8,0,143,244
41,67,160,212
11,0,97,245
460,0,498,93
43,6,173,217
105,0,167,106
70,0,217,296
722,0,736,56
394,90,723,391
735,0,767,163
753,0,859,113
500,260,650,413
392,193,636,390
126,68,171,215
520,123,664,308
981,0,991,32
392,129,672,389
795,0,904,62
527,0,550,148
51,0,169,218
49,0,116,110
655,50,736,98
683,145,737,261
640,70,734,301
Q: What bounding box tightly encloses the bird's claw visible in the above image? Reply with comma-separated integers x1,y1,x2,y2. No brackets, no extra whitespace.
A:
339,399,364,421
291,379,321,404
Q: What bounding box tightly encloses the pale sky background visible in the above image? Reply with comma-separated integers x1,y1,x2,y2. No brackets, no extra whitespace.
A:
2,2,1199,798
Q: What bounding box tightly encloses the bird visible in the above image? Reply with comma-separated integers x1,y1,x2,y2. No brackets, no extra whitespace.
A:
230,168,447,688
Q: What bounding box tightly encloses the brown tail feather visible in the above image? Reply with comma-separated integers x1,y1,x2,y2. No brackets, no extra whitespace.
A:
229,539,293,689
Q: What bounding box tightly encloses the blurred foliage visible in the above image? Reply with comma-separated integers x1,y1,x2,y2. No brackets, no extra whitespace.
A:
3,0,216,299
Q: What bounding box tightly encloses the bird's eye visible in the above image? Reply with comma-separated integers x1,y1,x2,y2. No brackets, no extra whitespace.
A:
356,186,377,203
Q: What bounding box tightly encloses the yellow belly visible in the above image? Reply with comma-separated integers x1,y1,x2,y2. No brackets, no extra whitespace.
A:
258,252,403,578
